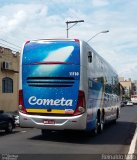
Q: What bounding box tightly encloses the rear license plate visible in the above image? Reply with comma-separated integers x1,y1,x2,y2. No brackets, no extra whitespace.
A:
43,120,55,124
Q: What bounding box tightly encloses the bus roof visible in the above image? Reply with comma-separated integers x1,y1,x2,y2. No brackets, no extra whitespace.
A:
25,39,80,45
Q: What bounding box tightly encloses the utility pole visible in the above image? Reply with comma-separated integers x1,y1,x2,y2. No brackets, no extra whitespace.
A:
66,20,84,38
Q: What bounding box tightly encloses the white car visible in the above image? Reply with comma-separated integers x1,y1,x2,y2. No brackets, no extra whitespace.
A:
126,101,133,106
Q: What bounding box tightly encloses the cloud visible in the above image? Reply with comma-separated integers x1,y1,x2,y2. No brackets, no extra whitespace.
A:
0,3,62,45
0,0,137,80
92,0,109,7
118,62,137,80
0,4,48,35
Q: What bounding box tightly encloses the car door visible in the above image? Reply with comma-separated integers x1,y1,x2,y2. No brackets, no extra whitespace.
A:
0,111,7,128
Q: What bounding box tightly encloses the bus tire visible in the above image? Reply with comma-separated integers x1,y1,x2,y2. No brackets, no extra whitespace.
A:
99,115,104,133
94,111,104,135
113,109,119,124
116,109,119,119
92,118,103,135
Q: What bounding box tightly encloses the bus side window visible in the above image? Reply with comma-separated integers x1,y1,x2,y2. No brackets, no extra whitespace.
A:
97,77,104,84
88,51,92,63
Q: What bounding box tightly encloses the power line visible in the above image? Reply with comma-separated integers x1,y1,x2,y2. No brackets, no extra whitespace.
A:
0,39,21,49
2,35,23,46
0,42,21,52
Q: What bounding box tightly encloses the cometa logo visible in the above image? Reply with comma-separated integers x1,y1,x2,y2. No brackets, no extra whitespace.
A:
28,96,73,106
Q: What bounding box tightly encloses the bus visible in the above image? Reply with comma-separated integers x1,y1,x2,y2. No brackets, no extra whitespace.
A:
19,39,120,136
131,95,137,104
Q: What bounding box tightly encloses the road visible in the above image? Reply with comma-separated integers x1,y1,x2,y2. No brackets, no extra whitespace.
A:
0,106,137,160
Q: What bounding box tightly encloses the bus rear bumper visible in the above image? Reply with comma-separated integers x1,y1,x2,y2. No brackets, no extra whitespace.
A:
19,112,87,130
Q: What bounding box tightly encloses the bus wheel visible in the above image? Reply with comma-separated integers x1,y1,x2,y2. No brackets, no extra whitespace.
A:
93,116,104,135
116,109,119,119
113,109,119,124
100,113,105,133
92,118,101,135
99,117,104,133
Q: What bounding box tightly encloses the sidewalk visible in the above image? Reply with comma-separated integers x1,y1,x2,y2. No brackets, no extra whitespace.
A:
135,141,137,154
128,124,137,156
133,125,137,155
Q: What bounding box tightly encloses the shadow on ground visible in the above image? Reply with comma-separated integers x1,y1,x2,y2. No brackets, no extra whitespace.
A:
29,121,136,145
0,130,20,136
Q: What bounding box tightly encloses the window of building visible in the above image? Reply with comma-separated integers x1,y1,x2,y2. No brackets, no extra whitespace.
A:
2,77,13,93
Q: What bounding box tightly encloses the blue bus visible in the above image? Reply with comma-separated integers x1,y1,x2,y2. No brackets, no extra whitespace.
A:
19,39,120,135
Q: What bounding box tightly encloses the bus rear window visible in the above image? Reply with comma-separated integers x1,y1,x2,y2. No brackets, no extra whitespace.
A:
23,41,80,65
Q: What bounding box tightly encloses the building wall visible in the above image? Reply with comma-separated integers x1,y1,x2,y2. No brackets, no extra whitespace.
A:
119,81,132,90
133,80,137,94
119,77,132,97
0,47,19,112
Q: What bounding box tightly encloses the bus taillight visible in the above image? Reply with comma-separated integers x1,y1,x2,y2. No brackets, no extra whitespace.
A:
19,90,27,114
73,90,86,116
25,40,30,45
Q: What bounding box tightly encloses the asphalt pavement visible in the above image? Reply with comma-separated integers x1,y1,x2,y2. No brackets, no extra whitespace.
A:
0,105,137,160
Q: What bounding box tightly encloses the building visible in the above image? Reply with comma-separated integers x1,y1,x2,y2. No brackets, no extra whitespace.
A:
119,77,137,101
119,77,132,99
133,80,137,95
0,46,19,112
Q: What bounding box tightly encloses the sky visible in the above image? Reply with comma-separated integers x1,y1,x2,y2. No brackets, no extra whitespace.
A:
0,0,137,81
